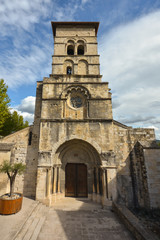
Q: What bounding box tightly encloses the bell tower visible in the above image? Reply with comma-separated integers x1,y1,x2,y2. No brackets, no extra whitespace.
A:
39,21,113,121
51,22,100,76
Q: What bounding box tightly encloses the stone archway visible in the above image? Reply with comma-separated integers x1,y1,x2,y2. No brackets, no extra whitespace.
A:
55,139,101,198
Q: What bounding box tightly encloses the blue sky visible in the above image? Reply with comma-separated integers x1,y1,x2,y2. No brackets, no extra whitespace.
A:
1,0,160,138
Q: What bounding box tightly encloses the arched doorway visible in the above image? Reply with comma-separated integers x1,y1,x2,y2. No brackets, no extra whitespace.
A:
65,163,87,197
55,139,101,198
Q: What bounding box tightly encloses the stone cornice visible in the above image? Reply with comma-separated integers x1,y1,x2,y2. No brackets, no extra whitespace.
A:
49,74,103,78
52,54,100,57
41,98,111,101
40,119,113,123
113,120,130,129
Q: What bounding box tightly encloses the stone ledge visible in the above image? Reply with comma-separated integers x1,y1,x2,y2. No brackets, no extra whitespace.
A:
41,98,112,101
0,143,14,151
113,120,130,129
112,202,159,240
40,118,113,123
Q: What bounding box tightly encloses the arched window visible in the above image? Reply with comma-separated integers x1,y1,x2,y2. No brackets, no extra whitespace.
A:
67,66,72,75
67,45,74,55
77,45,84,55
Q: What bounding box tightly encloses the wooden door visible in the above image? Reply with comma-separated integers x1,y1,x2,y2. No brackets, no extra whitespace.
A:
77,164,87,197
65,163,87,197
65,163,76,197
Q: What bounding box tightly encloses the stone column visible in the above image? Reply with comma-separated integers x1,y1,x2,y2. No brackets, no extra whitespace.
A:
96,168,100,202
75,43,77,55
101,168,107,208
46,168,51,197
105,169,109,199
51,167,54,194
93,179,95,193
57,167,60,193
96,168,99,194
106,168,112,200
92,167,96,201
53,166,57,193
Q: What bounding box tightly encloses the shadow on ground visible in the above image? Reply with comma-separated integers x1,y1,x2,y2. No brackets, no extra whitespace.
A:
37,198,135,240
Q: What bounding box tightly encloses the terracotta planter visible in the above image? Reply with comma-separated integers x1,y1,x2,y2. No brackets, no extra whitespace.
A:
0,193,23,215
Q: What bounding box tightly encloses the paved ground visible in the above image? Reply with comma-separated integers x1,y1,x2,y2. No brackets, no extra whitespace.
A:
0,197,38,240
37,198,135,240
0,197,135,240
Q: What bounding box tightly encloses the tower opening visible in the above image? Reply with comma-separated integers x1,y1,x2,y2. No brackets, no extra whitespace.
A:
67,66,72,75
78,45,84,55
67,45,74,55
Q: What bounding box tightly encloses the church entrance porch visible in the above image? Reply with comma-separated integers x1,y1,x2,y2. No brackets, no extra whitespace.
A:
36,139,117,206
65,163,87,197
56,139,101,199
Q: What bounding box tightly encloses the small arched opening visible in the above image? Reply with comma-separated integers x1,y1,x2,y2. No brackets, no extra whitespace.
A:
67,66,72,75
63,60,74,75
67,45,74,55
77,45,84,55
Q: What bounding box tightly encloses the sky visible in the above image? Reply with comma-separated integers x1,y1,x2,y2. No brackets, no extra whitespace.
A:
0,0,160,138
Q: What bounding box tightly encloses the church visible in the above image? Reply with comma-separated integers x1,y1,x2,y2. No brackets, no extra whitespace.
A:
0,22,160,209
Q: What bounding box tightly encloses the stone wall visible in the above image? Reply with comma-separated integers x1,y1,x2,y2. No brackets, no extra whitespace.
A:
113,121,156,208
144,148,160,208
0,126,39,199
39,121,113,153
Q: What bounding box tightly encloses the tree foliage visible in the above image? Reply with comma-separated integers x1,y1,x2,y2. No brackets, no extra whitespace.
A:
0,161,26,197
0,79,29,136
0,79,10,130
1,111,29,136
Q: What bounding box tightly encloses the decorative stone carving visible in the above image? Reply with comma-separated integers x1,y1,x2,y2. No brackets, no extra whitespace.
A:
100,151,116,166
38,151,52,166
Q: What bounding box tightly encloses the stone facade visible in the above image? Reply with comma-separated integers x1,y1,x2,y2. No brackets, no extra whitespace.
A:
0,22,160,209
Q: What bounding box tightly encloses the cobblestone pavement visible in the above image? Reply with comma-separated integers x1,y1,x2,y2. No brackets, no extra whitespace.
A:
37,198,135,240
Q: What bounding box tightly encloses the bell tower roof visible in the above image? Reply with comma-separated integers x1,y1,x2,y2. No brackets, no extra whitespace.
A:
51,21,99,37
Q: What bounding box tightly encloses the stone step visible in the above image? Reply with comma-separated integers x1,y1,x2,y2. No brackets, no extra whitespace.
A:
13,202,48,240
23,218,39,240
30,216,46,240
12,201,39,240
14,203,43,240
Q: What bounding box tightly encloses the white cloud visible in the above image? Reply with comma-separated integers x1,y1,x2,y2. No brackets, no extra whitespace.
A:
10,108,34,125
0,0,83,89
53,1,79,21
17,96,35,114
99,10,160,138
147,126,159,131
10,96,36,124
0,0,52,34
0,43,52,88
81,0,90,4
18,111,34,125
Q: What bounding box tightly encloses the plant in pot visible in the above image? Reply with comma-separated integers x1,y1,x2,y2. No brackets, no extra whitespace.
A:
0,160,26,215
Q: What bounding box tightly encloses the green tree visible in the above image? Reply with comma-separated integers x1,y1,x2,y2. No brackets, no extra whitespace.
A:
0,79,29,136
0,79,10,132
1,111,29,136
0,161,26,197
11,111,29,132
